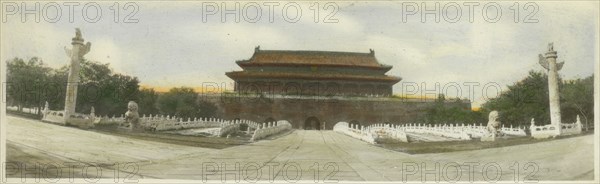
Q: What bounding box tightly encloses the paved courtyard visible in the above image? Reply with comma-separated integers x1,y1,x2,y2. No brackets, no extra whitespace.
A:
6,116,595,182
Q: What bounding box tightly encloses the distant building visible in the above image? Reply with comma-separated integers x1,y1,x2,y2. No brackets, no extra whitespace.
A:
206,47,470,130
226,47,401,97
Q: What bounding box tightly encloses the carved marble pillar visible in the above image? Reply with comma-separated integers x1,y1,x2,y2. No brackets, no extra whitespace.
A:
539,43,563,134
63,28,91,123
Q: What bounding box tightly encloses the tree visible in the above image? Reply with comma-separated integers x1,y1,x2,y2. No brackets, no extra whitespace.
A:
421,93,483,125
481,70,594,129
6,57,53,115
76,60,140,116
45,66,68,111
138,88,160,115
561,75,594,130
157,87,200,119
197,100,218,118
481,71,550,127
157,87,218,119
7,58,142,117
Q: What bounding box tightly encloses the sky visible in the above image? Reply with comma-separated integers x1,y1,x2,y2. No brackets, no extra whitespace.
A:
1,1,598,108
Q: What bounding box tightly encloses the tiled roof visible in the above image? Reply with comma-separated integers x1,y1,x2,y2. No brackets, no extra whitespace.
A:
226,71,402,83
237,49,390,69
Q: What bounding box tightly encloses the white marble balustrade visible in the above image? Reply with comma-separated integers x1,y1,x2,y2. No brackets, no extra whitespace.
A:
251,120,292,141
333,122,376,144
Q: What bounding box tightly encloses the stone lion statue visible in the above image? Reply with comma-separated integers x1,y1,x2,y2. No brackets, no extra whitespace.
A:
481,111,502,141
125,101,141,131
486,111,501,136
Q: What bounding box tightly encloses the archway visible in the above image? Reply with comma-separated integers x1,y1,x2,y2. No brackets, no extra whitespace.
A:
304,117,321,130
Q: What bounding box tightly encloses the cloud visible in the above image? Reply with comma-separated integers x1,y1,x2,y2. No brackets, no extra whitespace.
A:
1,21,70,67
85,37,125,70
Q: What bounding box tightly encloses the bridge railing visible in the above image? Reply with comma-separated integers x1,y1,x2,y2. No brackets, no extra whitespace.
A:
251,120,292,141
333,122,376,144
41,110,67,124
500,124,527,137
560,121,583,136
368,122,526,140
41,106,99,128
375,123,472,140
133,115,257,132
365,124,408,142
530,115,582,139
216,120,242,137
340,121,530,142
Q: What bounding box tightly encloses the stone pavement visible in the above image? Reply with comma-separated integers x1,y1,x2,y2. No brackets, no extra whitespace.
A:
6,116,595,182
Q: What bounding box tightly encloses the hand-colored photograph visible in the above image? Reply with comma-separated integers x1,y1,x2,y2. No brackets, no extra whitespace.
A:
1,1,598,183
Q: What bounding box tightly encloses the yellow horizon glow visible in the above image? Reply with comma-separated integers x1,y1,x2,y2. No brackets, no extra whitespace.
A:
139,85,231,93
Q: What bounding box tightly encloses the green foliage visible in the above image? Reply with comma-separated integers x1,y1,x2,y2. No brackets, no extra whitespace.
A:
6,58,141,116
420,71,594,128
157,87,218,119
561,75,594,129
421,94,483,124
197,100,218,118
46,66,69,110
75,60,140,116
481,71,550,127
6,57,53,114
138,88,160,115
481,70,594,128
6,57,218,119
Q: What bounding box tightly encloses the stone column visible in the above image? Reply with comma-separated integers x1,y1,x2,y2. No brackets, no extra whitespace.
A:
63,28,91,123
539,43,563,133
